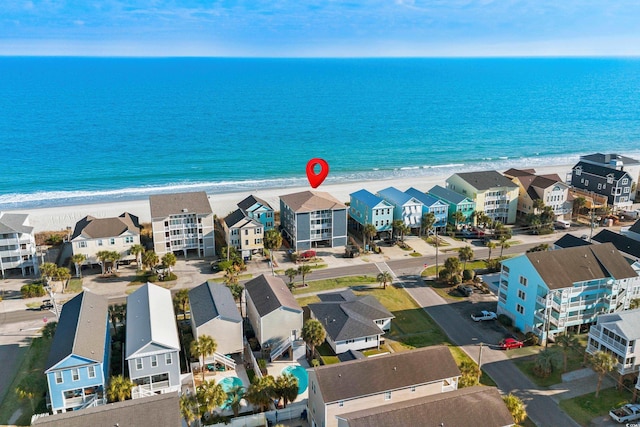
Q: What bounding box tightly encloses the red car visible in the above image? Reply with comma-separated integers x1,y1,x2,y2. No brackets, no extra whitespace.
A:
500,338,524,350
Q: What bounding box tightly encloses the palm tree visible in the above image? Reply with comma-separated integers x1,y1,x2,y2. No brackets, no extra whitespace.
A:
630,298,640,309
191,335,218,382
452,210,466,229
458,246,474,271
196,379,227,416
96,250,112,275
226,282,244,317
40,262,57,287
264,229,283,274
503,393,527,424
70,253,86,278
377,270,393,289
108,303,126,333
15,377,39,413
54,266,71,292
499,236,511,258
161,252,177,278
486,241,496,261
227,384,245,417
298,264,312,286
173,289,190,318
555,333,580,372
107,375,134,402
362,223,377,250
533,348,558,378
273,373,298,408
179,393,199,426
573,196,587,219
589,350,617,398
399,223,411,242
142,250,159,273
284,268,298,289
302,319,326,359
129,243,145,267
421,212,436,238
245,375,276,412
444,257,462,281
108,250,121,273
533,199,545,214
458,359,480,387
224,264,241,287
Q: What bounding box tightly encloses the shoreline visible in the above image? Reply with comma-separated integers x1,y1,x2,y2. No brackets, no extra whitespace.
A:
4,164,571,233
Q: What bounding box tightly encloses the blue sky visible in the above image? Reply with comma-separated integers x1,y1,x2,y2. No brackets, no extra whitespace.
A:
2,1,640,56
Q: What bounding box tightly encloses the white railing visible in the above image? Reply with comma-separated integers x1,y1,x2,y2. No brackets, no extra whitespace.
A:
131,382,180,399
208,352,236,370
270,337,292,362
536,295,547,306
78,395,106,410
244,339,263,379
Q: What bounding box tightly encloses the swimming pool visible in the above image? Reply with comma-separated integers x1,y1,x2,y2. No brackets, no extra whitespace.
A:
281,365,308,394
219,376,243,393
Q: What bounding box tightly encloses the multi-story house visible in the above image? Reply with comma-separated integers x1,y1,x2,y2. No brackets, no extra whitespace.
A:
44,291,110,413
70,213,140,266
504,168,572,220
0,212,38,277
570,161,634,208
428,185,475,226
149,191,215,258
497,243,640,343
280,190,348,250
348,189,394,237
126,283,181,398
587,309,640,381
222,209,263,259
237,195,275,231
579,153,640,201
377,187,423,231
308,289,394,354
621,219,640,242
307,346,461,427
404,187,449,232
445,171,519,225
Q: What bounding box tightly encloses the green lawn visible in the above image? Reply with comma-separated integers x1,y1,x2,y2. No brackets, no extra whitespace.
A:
317,342,340,365
291,275,378,295
448,345,496,387
209,274,252,283
421,259,489,277
424,279,466,301
560,388,633,426
65,278,83,293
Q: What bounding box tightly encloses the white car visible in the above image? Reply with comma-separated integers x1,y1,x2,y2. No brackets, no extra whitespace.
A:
471,310,497,322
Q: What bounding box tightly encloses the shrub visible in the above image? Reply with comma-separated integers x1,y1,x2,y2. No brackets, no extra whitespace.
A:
218,260,234,271
462,269,475,281
311,358,320,367
452,275,462,285
497,314,513,327
21,283,46,298
438,269,450,281
484,259,501,272
525,331,539,346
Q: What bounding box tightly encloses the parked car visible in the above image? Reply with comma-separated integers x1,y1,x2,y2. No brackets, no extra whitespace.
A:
471,310,497,322
499,338,524,350
39,299,54,311
456,285,474,297
344,246,360,258
609,403,640,423
300,250,317,260
210,261,220,272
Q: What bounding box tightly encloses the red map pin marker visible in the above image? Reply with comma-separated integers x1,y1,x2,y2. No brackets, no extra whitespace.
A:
306,158,329,188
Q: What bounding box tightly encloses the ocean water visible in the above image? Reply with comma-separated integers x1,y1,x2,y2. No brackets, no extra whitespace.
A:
2,57,640,209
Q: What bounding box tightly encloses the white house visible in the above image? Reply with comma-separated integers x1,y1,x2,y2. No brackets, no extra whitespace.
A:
70,213,140,265
0,212,38,277
587,309,640,380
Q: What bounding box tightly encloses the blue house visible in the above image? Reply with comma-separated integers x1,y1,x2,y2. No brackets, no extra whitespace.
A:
428,185,475,226
44,291,110,414
377,187,423,231
238,195,275,231
349,189,394,235
404,187,449,231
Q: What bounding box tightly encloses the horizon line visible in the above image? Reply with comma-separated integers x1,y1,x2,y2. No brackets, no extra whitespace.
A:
2,54,640,59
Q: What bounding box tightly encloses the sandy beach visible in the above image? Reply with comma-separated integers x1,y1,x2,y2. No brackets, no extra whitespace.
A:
5,164,572,233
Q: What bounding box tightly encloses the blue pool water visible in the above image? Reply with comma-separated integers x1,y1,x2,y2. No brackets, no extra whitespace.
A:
282,365,308,394
219,376,243,392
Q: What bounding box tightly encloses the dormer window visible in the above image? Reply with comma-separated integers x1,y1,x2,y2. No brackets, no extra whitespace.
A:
575,167,582,176
607,175,614,184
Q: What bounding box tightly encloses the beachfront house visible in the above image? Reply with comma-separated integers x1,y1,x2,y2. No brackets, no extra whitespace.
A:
587,309,640,382
307,346,461,427
348,189,394,238
149,191,215,258
125,283,181,398
44,291,110,414
404,187,449,232
445,170,519,225
0,212,38,277
237,195,275,231
504,169,572,220
569,161,634,209
579,153,640,201
496,243,640,343
279,190,348,250
245,274,303,360
428,185,475,227
189,281,243,357
308,289,394,354
222,209,263,259
377,187,423,232
70,213,141,268
335,386,515,427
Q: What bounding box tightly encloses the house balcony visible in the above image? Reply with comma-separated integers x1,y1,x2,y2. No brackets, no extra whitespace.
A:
131,382,180,399
534,311,546,323
588,334,628,355
536,295,548,307
64,394,104,409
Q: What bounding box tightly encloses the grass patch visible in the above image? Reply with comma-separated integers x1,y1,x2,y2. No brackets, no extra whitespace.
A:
295,295,320,307
210,274,253,283
512,338,588,387
362,348,389,357
308,263,328,270
448,345,496,387
423,236,450,246
292,275,377,295
0,333,51,425
317,342,340,365
65,278,83,293
125,286,140,295
246,369,256,384
424,279,466,301
560,388,632,426
421,260,489,277
409,252,422,257
25,302,41,309
274,270,285,275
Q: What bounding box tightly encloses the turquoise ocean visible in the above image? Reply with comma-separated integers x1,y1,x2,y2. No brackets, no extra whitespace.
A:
2,57,640,210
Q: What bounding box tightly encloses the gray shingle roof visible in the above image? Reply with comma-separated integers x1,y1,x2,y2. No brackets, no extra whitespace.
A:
31,392,181,427
71,212,140,240
593,229,640,259
0,213,33,234
581,153,640,167
245,274,302,317
428,185,473,205
572,161,631,181
190,282,242,327
337,386,514,427
223,208,261,229
45,291,108,371
311,345,460,403
503,168,537,178
628,219,640,234
280,190,346,212
554,234,592,249
149,191,212,218
238,195,273,212
525,243,637,290
596,309,640,341
452,170,519,191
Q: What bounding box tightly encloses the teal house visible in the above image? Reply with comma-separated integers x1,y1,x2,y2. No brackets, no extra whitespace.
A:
377,187,423,231
238,195,275,231
404,187,449,231
349,189,394,234
428,185,475,225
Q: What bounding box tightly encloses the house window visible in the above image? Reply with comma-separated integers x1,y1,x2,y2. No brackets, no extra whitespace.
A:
516,304,525,315
411,386,416,392
109,238,115,245
624,187,630,193
245,240,249,245
244,229,248,235
607,176,614,184
124,236,134,243
338,401,344,407
622,178,629,185
72,368,79,381
384,391,392,400
55,371,63,384
78,241,87,248
502,265,510,276
346,339,355,344
257,228,262,234
519,276,528,286
136,358,143,370
151,355,158,367
597,183,602,190
88,365,96,378
97,240,103,246
166,353,172,365
518,290,526,300
575,168,582,176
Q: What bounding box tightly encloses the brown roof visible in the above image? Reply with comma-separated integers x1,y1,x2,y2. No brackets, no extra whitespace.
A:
71,212,140,240
453,171,518,191
526,243,637,290
245,274,302,317
279,190,346,212
337,386,514,427
149,191,212,218
311,345,460,403
504,168,536,178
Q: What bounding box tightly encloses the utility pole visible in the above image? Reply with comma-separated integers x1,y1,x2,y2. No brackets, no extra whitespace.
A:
477,342,483,383
435,228,439,278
